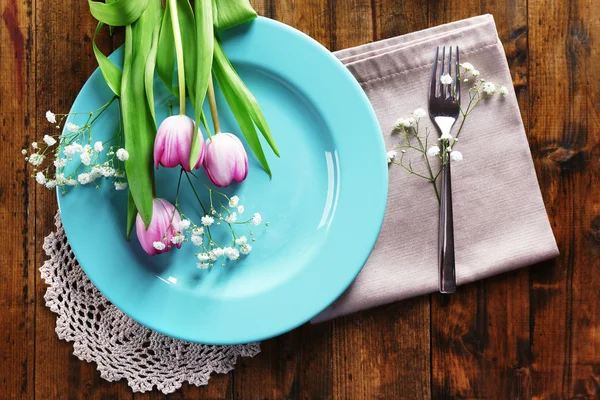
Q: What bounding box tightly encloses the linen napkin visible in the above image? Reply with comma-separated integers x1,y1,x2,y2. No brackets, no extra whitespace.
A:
312,14,558,323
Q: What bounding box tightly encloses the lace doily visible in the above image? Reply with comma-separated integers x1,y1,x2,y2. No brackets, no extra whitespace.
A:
40,213,260,393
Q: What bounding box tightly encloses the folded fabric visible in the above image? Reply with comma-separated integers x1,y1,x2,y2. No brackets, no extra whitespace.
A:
312,14,558,323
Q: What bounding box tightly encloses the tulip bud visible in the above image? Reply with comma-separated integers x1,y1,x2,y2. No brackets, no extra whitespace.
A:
136,198,182,256
203,133,248,187
154,115,204,172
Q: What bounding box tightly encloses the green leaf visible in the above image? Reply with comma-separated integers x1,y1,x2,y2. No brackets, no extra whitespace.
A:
121,0,162,228
177,0,197,102
126,190,137,240
145,25,160,123
213,40,279,157
88,0,151,26
156,0,196,101
92,22,122,96
190,0,213,169
213,71,272,177
212,0,256,31
156,2,176,96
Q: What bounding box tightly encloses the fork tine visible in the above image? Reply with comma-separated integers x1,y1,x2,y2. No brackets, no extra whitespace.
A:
447,47,452,98
440,46,446,98
455,46,460,103
430,47,439,99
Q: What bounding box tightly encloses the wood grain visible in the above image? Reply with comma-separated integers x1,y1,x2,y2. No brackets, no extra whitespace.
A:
0,0,35,397
32,1,133,398
528,0,600,398
0,0,597,398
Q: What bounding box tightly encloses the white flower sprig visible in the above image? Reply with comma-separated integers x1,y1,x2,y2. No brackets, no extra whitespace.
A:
23,96,128,194
168,169,267,269
388,62,506,203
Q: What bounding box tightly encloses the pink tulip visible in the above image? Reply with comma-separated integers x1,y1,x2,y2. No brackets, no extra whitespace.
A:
203,133,248,187
136,198,182,256
154,115,204,171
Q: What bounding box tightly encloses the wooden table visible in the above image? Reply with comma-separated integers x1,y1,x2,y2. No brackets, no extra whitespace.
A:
2,0,598,398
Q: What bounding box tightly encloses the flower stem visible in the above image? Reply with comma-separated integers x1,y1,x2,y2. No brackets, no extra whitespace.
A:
169,0,186,115
207,76,221,135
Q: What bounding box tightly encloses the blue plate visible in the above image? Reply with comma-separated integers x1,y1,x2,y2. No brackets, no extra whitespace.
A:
58,17,387,344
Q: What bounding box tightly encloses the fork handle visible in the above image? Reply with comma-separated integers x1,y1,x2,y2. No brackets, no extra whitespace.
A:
439,154,456,293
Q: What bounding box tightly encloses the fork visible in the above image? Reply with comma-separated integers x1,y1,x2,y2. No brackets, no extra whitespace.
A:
428,46,460,294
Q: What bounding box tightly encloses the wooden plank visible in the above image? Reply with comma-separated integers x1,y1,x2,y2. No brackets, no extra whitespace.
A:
33,0,133,398
332,299,431,399
0,0,35,397
528,0,600,398
428,0,533,398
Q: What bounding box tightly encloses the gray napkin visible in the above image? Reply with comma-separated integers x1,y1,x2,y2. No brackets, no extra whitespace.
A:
312,14,558,323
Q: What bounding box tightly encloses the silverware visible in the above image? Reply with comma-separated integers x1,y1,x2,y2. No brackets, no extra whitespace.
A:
428,46,460,294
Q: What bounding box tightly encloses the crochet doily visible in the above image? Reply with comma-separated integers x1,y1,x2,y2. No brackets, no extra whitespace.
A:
40,213,260,393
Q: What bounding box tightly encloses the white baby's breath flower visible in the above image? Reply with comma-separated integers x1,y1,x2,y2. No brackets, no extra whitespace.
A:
499,86,508,96
73,143,84,153
191,235,203,246
28,153,44,166
252,213,262,226
450,150,463,161
90,166,103,181
35,172,46,185
153,241,166,251
224,247,239,260
66,178,77,186
395,118,407,128
45,180,57,189
235,236,247,246
55,173,66,186
43,135,57,146
386,150,397,164
78,173,91,185
482,82,496,95
63,145,76,157
413,108,427,118
237,205,244,214
460,62,474,72
21,149,27,155
240,244,252,255
32,142,38,149
197,262,210,269
439,132,453,141
192,227,204,235
93,141,104,153
116,148,129,161
45,111,56,124
101,167,115,177
440,74,453,85
472,70,480,77
212,247,225,258
178,219,191,231
197,253,210,261
201,215,214,226
80,152,91,166
405,117,416,127
171,235,184,245
228,195,239,207
66,122,79,133
114,181,127,190
427,146,441,157
225,212,237,223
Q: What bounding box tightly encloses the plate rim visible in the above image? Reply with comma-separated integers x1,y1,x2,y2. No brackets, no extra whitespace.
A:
58,16,388,344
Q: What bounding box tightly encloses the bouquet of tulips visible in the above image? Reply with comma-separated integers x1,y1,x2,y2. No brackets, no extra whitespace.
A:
23,0,279,268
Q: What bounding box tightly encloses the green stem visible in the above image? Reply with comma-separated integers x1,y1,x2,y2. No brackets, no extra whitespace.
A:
184,171,207,214
207,76,220,136
169,0,186,115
